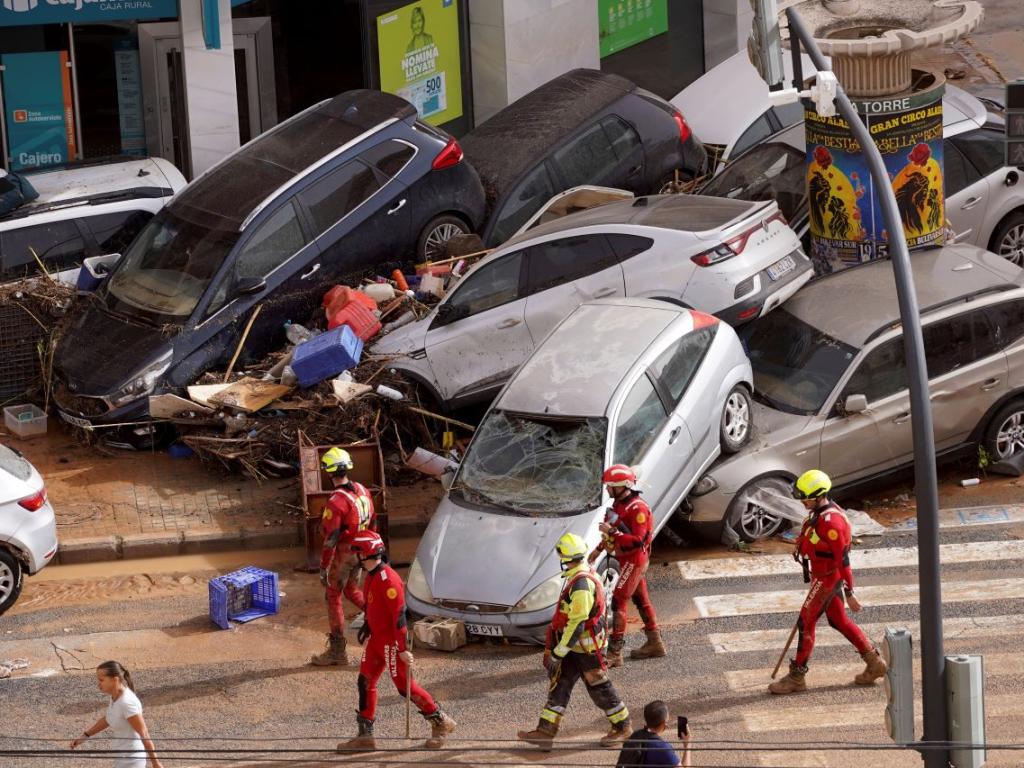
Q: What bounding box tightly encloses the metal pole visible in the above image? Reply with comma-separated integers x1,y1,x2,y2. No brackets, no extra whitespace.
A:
68,23,84,160
786,9,947,767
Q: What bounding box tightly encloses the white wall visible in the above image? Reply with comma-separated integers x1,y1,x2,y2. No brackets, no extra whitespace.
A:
703,0,751,72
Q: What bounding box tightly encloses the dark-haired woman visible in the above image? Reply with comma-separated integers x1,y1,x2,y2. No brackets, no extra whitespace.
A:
70,661,163,768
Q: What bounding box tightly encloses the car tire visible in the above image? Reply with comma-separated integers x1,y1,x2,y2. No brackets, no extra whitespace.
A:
0,548,24,616
417,214,470,261
989,211,1024,267
597,555,620,622
727,476,793,543
720,384,752,454
983,399,1024,460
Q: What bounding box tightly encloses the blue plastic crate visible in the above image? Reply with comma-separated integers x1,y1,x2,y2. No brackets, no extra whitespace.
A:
208,566,280,630
291,325,364,388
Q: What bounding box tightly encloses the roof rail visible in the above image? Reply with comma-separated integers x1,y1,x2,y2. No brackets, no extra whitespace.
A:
863,284,1017,344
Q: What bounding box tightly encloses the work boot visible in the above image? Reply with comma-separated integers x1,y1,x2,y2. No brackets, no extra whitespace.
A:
337,715,376,752
424,709,457,749
629,629,667,660
310,631,348,666
605,637,625,668
517,719,559,751
854,647,887,685
768,661,808,695
599,719,632,748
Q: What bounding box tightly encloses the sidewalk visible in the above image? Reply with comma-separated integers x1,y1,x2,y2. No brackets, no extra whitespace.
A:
5,431,442,564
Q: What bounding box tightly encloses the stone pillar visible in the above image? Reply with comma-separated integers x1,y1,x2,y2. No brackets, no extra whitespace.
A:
468,0,599,126
178,0,239,177
703,0,752,72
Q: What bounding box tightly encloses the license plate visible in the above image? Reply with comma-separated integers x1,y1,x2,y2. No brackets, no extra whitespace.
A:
465,622,503,637
59,411,93,430
766,254,796,281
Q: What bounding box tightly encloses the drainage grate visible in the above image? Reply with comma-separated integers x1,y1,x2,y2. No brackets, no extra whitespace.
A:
0,303,45,403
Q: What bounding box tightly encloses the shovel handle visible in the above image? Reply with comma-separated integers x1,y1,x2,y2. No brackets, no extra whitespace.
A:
771,621,800,679
405,664,412,738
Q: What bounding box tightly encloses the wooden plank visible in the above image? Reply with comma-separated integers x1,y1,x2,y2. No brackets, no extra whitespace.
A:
186,383,233,408
148,394,213,419
206,377,292,413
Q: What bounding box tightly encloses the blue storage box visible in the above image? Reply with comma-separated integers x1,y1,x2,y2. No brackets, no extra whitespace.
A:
76,253,120,294
291,324,363,388
209,566,280,630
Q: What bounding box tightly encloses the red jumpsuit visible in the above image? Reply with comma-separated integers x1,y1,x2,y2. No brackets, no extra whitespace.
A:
356,563,439,721
320,482,375,632
793,501,872,667
603,491,658,641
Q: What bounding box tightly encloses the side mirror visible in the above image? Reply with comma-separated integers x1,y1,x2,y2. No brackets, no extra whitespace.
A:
235,276,267,296
436,302,465,323
844,394,868,414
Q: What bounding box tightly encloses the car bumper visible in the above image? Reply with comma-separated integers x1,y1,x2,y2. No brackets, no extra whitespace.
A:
53,391,148,430
406,592,552,644
716,257,813,326
9,500,59,574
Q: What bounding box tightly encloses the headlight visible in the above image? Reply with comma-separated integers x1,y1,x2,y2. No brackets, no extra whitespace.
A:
514,573,563,613
110,351,173,407
406,557,435,604
691,474,718,497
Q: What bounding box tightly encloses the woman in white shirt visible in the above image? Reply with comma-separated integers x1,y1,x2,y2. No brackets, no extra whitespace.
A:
70,661,163,768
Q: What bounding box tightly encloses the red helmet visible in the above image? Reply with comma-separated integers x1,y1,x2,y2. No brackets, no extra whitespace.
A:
602,464,636,488
351,531,386,559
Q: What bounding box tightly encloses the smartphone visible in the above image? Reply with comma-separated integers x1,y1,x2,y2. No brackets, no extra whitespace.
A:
677,715,688,739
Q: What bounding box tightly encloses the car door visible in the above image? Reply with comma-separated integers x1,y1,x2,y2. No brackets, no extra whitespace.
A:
522,234,624,344
550,119,637,193
602,115,645,193
610,370,691,524
949,126,1022,250
944,138,989,244
487,162,558,245
423,250,532,403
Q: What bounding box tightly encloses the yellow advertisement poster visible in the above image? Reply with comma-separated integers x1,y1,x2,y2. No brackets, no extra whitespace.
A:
377,0,463,126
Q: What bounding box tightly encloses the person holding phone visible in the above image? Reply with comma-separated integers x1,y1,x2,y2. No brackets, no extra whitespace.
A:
614,700,692,768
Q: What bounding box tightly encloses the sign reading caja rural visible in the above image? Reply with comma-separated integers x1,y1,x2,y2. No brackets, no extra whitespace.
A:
377,0,462,127
804,86,945,273
599,0,668,58
0,0,177,27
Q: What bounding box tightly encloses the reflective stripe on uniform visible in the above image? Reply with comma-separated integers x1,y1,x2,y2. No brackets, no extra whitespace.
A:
540,707,563,723
606,703,630,724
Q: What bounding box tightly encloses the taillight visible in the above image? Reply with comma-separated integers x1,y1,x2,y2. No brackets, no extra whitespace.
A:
18,488,47,512
736,305,761,321
691,244,737,267
692,210,786,267
432,137,463,170
673,111,691,143
690,309,719,329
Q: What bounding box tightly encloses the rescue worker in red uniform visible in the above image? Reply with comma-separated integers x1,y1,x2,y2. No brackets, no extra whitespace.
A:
588,464,664,667
518,533,631,750
311,447,376,667
337,531,456,752
769,469,888,694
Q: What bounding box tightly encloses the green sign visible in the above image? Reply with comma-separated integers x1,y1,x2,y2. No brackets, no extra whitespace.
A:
377,0,462,126
599,0,668,58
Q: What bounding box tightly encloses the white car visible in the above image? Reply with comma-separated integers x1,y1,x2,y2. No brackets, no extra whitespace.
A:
405,299,753,642
0,157,187,282
373,193,811,409
0,444,58,615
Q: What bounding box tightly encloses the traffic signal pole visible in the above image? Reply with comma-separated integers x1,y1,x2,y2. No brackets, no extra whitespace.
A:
784,9,948,767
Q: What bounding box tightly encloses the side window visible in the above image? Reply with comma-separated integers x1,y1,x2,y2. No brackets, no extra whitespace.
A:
650,327,717,405
614,374,669,465
602,116,641,160
490,164,556,243
925,309,1002,371
552,122,616,187
1,221,88,278
731,111,774,157
605,233,654,261
842,338,908,404
235,201,307,280
360,140,416,178
941,142,979,197
84,210,153,255
951,128,1006,177
300,160,381,236
525,235,619,294
985,300,1024,349
444,252,524,318
771,102,805,129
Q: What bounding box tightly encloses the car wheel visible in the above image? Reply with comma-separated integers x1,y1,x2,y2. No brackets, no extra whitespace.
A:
417,215,469,261
990,211,1024,266
728,476,793,543
720,385,752,454
597,556,620,622
0,548,24,616
984,399,1024,460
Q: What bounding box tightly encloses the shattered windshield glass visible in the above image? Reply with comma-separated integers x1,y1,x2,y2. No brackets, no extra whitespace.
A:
455,411,607,515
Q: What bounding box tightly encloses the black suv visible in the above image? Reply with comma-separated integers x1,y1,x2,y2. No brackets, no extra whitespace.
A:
462,69,707,246
54,90,485,432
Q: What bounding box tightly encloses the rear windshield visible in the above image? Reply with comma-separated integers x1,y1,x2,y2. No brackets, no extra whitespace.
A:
0,444,31,481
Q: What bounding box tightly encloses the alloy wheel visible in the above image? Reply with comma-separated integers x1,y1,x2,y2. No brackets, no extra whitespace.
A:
0,559,14,605
424,222,465,260
995,409,1024,458
998,224,1024,266
740,503,783,540
723,391,751,445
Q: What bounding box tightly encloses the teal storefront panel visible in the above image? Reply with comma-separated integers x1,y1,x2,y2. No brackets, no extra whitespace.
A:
2,51,74,169
0,0,178,27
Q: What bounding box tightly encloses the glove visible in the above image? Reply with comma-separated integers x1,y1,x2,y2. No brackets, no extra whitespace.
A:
318,568,329,587
357,621,371,645
543,652,561,676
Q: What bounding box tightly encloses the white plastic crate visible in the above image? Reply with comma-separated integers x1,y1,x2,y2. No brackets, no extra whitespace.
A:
4,405,47,439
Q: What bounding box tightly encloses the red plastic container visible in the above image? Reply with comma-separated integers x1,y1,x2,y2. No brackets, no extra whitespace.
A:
328,300,382,341
323,285,376,312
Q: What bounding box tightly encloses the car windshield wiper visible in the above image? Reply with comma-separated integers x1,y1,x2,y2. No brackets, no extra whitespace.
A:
452,485,512,513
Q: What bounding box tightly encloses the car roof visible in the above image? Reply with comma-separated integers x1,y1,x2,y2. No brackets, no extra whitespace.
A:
495,299,688,418
24,157,185,202
785,244,1024,347
461,69,636,204
170,90,416,231
501,193,759,246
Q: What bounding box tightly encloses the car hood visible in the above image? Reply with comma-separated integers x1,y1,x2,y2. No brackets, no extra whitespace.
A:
56,304,173,394
416,494,602,607
370,315,431,355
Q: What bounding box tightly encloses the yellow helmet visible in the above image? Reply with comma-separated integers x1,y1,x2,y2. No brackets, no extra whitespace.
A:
793,469,831,500
321,447,354,474
556,532,588,571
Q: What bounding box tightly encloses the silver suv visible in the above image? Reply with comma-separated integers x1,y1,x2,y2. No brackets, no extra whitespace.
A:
687,244,1024,542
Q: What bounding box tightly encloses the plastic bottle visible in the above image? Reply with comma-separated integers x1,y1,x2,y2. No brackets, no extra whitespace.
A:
281,365,298,387
361,282,396,304
392,269,410,292
284,322,314,345
382,311,416,333
376,384,404,401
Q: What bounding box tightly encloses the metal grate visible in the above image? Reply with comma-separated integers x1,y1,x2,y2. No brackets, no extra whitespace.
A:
53,380,109,417
0,304,45,403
